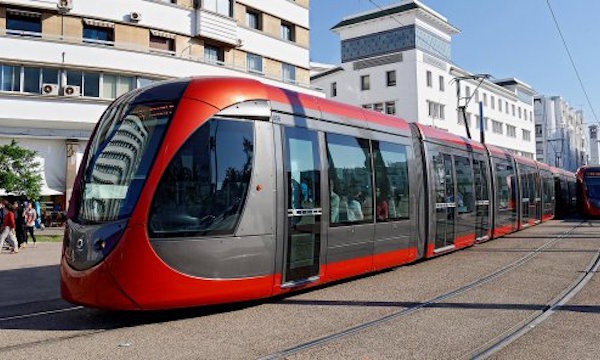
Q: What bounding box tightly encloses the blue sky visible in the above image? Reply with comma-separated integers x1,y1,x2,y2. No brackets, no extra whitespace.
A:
310,0,600,126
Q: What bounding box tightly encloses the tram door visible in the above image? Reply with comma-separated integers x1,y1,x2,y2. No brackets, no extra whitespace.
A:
283,127,322,285
473,158,490,240
433,153,456,250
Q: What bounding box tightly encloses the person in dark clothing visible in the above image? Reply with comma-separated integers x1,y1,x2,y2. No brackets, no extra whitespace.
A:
13,201,25,248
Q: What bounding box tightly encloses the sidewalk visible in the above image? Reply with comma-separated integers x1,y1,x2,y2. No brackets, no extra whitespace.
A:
36,227,65,236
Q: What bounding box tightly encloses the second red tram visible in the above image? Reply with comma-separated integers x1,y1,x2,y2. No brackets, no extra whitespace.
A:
61,78,572,310
577,166,600,217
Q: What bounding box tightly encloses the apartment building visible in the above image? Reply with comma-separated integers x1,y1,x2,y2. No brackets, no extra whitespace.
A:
311,0,536,158
0,0,314,209
534,95,587,171
590,125,599,165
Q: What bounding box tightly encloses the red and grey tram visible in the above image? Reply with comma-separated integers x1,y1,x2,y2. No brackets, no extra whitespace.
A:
577,166,600,217
61,77,571,310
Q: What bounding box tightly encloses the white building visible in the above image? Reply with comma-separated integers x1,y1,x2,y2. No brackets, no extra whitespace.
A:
0,0,315,210
311,0,536,158
534,95,587,171
589,125,599,165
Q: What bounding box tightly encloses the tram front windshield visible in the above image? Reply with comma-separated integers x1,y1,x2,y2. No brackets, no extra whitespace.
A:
585,176,600,199
77,81,187,224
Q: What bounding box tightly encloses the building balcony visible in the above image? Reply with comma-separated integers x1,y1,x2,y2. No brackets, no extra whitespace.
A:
0,32,316,92
195,9,238,46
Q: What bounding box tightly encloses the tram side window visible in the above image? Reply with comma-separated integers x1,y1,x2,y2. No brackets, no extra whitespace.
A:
495,162,514,210
543,175,554,204
454,156,474,214
148,118,254,238
327,133,373,225
372,141,410,221
473,159,489,201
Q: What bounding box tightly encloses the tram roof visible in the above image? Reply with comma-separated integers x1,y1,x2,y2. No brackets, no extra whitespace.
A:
415,124,486,152
183,77,412,134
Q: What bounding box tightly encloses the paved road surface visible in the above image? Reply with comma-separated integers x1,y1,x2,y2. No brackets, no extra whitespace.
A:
0,219,598,359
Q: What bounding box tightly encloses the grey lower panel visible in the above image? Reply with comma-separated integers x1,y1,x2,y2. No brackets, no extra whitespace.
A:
374,236,412,255
326,241,373,264
151,234,275,279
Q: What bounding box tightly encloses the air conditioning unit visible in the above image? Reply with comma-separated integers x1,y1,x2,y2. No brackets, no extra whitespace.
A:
57,0,73,12
42,83,59,96
129,11,142,22
63,85,80,97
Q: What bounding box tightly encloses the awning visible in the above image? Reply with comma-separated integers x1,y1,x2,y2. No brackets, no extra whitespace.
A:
83,18,115,29
150,29,176,39
7,9,42,18
0,138,66,198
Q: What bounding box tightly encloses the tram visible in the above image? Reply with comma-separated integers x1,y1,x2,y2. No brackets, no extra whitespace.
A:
576,166,600,217
61,78,573,310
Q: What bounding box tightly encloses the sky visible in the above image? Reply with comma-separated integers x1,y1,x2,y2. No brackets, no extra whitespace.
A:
310,0,600,127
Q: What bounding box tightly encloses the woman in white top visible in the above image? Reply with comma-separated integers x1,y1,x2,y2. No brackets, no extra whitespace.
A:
25,202,37,247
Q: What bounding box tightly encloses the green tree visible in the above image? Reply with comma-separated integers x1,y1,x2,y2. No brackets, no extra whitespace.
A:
0,140,42,200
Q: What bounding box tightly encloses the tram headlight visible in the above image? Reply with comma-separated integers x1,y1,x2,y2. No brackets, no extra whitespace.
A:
64,219,127,271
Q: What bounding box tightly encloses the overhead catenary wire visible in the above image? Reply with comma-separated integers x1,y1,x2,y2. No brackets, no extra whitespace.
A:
545,0,599,125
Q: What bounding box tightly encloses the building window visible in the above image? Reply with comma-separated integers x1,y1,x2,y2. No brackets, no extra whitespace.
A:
426,70,432,87
530,111,533,121
149,33,175,54
439,76,445,92
492,120,503,134
427,100,445,120
385,101,396,115
505,101,509,114
512,104,516,116
331,82,337,97
361,75,370,91
203,0,233,17
83,23,114,45
102,74,135,99
465,86,471,98
246,9,262,30
491,95,495,109
386,70,396,87
23,67,41,93
246,53,263,74
362,104,372,110
6,10,42,36
65,70,101,98
535,125,543,136
373,103,384,113
281,22,294,41
42,68,59,86
498,99,502,112
523,129,531,141
282,63,296,83
518,107,522,119
0,65,21,92
507,125,516,138
204,44,224,64
483,93,487,107
524,110,528,121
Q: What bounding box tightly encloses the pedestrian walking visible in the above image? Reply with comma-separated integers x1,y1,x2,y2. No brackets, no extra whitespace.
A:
0,203,19,254
13,201,26,248
25,202,37,247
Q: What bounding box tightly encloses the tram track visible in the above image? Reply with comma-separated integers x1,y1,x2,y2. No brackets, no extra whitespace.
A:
258,221,585,360
470,234,600,359
0,222,590,356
